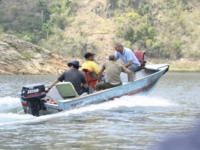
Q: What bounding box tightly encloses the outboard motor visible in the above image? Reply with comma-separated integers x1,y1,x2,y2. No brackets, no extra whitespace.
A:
21,84,46,116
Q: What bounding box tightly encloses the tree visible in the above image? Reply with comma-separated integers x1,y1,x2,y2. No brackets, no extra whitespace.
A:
0,10,4,23
51,3,63,17
64,0,72,7
141,4,150,24
42,22,52,40
36,0,47,23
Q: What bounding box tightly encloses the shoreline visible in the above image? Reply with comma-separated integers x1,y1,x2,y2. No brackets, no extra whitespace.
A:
0,67,199,75
148,58,200,73
0,58,199,75
169,68,200,72
0,69,199,75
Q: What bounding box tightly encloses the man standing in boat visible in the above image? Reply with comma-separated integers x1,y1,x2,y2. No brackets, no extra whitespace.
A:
47,60,90,95
114,42,141,81
95,55,134,91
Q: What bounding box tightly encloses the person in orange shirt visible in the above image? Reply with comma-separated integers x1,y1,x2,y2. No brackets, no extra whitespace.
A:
81,52,99,89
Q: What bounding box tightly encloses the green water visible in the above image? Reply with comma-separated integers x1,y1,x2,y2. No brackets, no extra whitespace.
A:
0,73,200,150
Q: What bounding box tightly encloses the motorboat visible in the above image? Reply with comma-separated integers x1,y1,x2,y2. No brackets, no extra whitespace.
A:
18,63,169,116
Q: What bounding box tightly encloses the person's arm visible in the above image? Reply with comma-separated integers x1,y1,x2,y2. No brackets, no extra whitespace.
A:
124,50,134,67
124,68,134,82
46,71,65,92
115,52,119,61
46,79,59,92
81,72,88,88
93,62,100,75
97,67,105,82
124,61,132,68
82,83,88,88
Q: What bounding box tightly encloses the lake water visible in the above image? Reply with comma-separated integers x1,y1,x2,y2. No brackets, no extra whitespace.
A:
0,73,200,150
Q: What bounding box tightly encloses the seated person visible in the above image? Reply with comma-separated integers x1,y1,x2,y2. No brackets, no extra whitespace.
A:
81,52,99,89
114,42,141,81
47,60,90,95
95,55,134,91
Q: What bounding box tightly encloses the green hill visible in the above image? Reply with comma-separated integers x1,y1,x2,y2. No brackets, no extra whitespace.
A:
0,0,200,61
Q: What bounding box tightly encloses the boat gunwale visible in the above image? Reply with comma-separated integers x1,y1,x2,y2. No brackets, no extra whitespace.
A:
55,64,170,102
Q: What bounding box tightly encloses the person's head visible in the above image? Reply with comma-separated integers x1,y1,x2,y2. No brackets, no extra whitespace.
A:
67,60,81,69
109,55,116,61
84,52,95,61
114,42,124,53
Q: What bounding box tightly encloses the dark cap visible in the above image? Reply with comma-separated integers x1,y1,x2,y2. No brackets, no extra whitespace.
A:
67,60,81,67
84,52,95,59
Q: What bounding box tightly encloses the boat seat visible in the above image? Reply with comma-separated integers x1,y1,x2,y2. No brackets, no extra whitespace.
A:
134,50,146,69
55,82,79,99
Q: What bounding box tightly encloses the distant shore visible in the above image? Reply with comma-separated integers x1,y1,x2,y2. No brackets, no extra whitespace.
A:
0,58,199,75
148,58,200,72
169,68,200,72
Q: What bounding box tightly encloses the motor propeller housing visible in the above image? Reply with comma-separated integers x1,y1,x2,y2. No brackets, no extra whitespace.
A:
21,84,46,116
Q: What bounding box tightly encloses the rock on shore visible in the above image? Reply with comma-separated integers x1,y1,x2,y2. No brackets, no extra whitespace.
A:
0,34,67,75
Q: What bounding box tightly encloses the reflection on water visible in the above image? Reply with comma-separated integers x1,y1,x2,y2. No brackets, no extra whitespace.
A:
0,73,200,150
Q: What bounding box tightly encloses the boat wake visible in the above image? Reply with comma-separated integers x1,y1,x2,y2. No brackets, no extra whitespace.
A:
0,97,22,112
0,96,176,127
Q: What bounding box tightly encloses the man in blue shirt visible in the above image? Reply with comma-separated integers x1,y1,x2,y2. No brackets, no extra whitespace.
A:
114,42,141,81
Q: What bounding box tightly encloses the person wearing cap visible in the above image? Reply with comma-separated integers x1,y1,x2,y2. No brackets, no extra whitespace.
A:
114,42,141,81
47,60,89,95
81,52,100,89
81,52,99,75
95,55,134,91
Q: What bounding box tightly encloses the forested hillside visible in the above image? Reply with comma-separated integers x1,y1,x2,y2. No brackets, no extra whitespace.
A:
0,0,200,60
